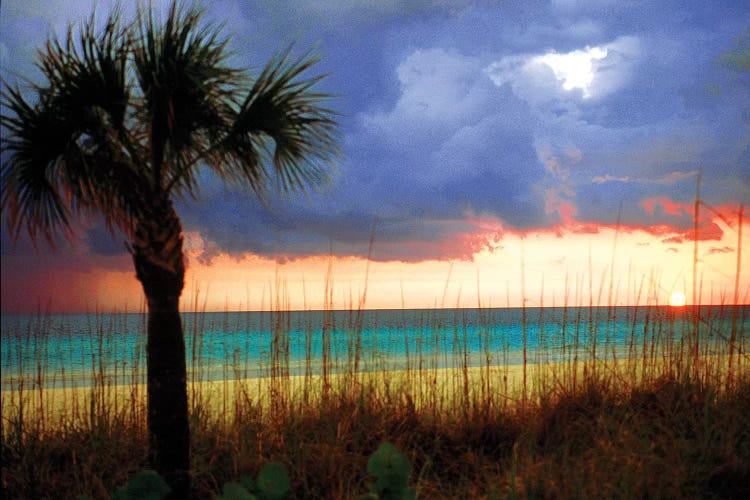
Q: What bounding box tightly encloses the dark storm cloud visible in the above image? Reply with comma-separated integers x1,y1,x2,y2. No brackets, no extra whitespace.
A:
2,0,749,267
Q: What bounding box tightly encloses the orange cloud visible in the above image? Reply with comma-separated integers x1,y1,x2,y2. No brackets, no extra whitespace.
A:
641,196,693,217
3,204,747,314
708,246,734,255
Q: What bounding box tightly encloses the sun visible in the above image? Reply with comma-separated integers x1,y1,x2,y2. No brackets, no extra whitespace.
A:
669,291,687,307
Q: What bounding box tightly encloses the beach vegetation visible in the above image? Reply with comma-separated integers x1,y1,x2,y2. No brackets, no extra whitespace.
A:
0,1,338,496
1,293,748,498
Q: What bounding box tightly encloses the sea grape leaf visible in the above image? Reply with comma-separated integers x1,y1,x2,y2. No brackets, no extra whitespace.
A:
367,442,411,495
239,474,256,492
112,470,170,500
402,486,417,500
221,481,256,500
256,462,290,500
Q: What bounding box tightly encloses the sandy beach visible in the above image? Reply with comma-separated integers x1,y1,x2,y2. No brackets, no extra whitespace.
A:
3,352,743,431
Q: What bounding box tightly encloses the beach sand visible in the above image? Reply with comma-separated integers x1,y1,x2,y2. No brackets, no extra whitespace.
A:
2,353,743,431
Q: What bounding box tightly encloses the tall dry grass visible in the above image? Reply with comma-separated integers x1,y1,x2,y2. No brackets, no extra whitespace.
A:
2,204,749,498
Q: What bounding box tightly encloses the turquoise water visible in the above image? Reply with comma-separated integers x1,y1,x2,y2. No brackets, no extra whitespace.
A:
2,305,748,389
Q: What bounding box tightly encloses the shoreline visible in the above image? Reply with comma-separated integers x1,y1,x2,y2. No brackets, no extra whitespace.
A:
5,338,734,392
3,353,745,428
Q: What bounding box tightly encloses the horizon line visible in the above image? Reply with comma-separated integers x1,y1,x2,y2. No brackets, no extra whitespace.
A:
3,302,749,317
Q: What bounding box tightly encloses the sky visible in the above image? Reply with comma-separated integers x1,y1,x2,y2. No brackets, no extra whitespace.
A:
1,0,749,313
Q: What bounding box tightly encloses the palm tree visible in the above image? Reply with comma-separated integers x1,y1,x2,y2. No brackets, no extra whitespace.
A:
1,2,338,497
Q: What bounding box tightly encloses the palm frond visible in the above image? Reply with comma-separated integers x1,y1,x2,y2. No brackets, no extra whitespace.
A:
1,10,147,244
2,0,341,248
218,48,340,196
39,9,131,135
1,88,72,246
132,1,240,192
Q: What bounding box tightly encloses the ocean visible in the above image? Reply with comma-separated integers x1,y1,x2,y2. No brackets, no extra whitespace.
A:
2,305,748,390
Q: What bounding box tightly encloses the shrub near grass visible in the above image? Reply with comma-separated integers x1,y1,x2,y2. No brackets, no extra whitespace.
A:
520,376,750,498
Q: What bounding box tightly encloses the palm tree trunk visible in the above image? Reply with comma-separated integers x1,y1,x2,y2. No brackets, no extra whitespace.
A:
132,192,190,499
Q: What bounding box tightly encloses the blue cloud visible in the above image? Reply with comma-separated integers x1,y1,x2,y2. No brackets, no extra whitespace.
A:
2,0,749,266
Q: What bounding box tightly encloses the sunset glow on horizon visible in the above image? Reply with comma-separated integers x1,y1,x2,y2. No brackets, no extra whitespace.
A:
2,211,747,314
2,1,749,315
669,291,687,308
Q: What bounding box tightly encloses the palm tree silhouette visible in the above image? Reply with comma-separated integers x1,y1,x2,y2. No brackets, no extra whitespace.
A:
1,3,338,497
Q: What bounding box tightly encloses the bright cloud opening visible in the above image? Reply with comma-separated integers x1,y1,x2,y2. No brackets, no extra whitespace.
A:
485,37,638,103
535,46,608,97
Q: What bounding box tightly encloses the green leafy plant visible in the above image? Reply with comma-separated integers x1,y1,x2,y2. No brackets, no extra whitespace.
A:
77,463,289,500
360,442,416,500
112,470,171,500
217,462,290,500
79,444,416,499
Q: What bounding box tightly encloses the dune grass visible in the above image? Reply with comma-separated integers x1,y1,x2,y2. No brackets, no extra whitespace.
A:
2,257,749,500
